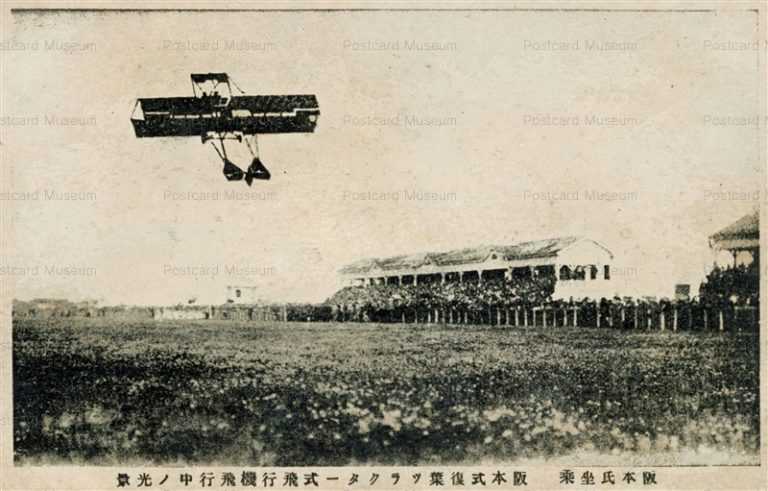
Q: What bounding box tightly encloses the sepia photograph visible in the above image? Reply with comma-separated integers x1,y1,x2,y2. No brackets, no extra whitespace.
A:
0,1,765,489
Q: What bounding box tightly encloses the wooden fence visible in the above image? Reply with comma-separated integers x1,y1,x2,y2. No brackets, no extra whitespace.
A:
341,302,760,332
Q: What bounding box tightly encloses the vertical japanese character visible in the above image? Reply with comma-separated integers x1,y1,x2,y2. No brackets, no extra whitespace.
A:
200,473,215,488
179,473,193,487
283,472,299,487
491,471,506,486
471,473,486,486
221,472,236,487
263,472,277,487
137,473,152,487
601,471,615,485
427,472,442,486
642,472,657,485
241,471,258,487
512,472,527,486
116,473,130,488
559,470,575,485
451,472,465,486
304,472,319,486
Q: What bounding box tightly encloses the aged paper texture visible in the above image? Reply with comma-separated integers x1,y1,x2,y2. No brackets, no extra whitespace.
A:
0,1,766,490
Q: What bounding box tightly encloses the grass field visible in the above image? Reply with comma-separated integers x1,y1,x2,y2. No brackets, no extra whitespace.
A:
12,318,760,465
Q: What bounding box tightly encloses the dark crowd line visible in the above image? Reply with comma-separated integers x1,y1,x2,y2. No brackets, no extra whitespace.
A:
322,266,759,330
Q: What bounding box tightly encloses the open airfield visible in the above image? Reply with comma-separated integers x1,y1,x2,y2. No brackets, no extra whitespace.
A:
13,318,760,466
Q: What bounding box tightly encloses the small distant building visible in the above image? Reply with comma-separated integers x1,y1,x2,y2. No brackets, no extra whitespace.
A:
153,305,211,320
226,285,260,304
675,284,691,301
12,298,98,318
339,236,616,300
709,210,759,268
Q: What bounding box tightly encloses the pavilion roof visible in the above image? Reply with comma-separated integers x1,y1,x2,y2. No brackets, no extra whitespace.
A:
710,211,759,242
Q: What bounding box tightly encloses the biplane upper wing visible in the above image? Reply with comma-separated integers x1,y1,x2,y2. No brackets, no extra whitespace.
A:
130,95,320,138
190,72,229,84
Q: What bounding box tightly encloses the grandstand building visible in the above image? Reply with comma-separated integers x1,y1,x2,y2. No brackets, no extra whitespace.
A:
339,236,616,300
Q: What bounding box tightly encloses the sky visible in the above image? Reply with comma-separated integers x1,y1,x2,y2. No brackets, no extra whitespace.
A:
1,9,762,305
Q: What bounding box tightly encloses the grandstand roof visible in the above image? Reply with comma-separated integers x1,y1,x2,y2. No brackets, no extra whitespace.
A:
710,210,759,241
340,236,587,274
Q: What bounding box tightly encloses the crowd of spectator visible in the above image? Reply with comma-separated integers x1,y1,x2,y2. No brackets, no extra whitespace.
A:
699,263,759,306
324,272,759,329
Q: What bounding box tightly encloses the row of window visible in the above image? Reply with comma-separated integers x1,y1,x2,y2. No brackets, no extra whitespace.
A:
560,265,610,281
355,265,611,285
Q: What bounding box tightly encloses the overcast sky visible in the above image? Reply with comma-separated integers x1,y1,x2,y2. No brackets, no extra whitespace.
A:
3,9,761,305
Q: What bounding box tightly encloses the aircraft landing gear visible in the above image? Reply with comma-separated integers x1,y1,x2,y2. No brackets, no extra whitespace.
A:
210,135,271,185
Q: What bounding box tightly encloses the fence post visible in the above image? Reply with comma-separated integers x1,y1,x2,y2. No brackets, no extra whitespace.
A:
497,308,501,326
573,306,579,327
596,303,601,328
719,309,724,332
703,309,708,330
660,310,665,331
634,307,638,329
673,307,678,332
515,308,520,326
621,307,625,328
647,307,652,330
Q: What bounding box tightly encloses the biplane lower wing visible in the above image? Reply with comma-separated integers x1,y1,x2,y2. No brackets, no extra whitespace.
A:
130,95,320,138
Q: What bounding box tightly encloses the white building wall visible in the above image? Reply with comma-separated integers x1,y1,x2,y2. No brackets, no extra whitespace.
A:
552,239,616,300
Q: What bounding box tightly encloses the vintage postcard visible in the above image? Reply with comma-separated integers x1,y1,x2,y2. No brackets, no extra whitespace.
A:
0,1,765,490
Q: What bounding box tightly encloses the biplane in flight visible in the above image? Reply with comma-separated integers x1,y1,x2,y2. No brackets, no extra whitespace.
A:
130,73,320,184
